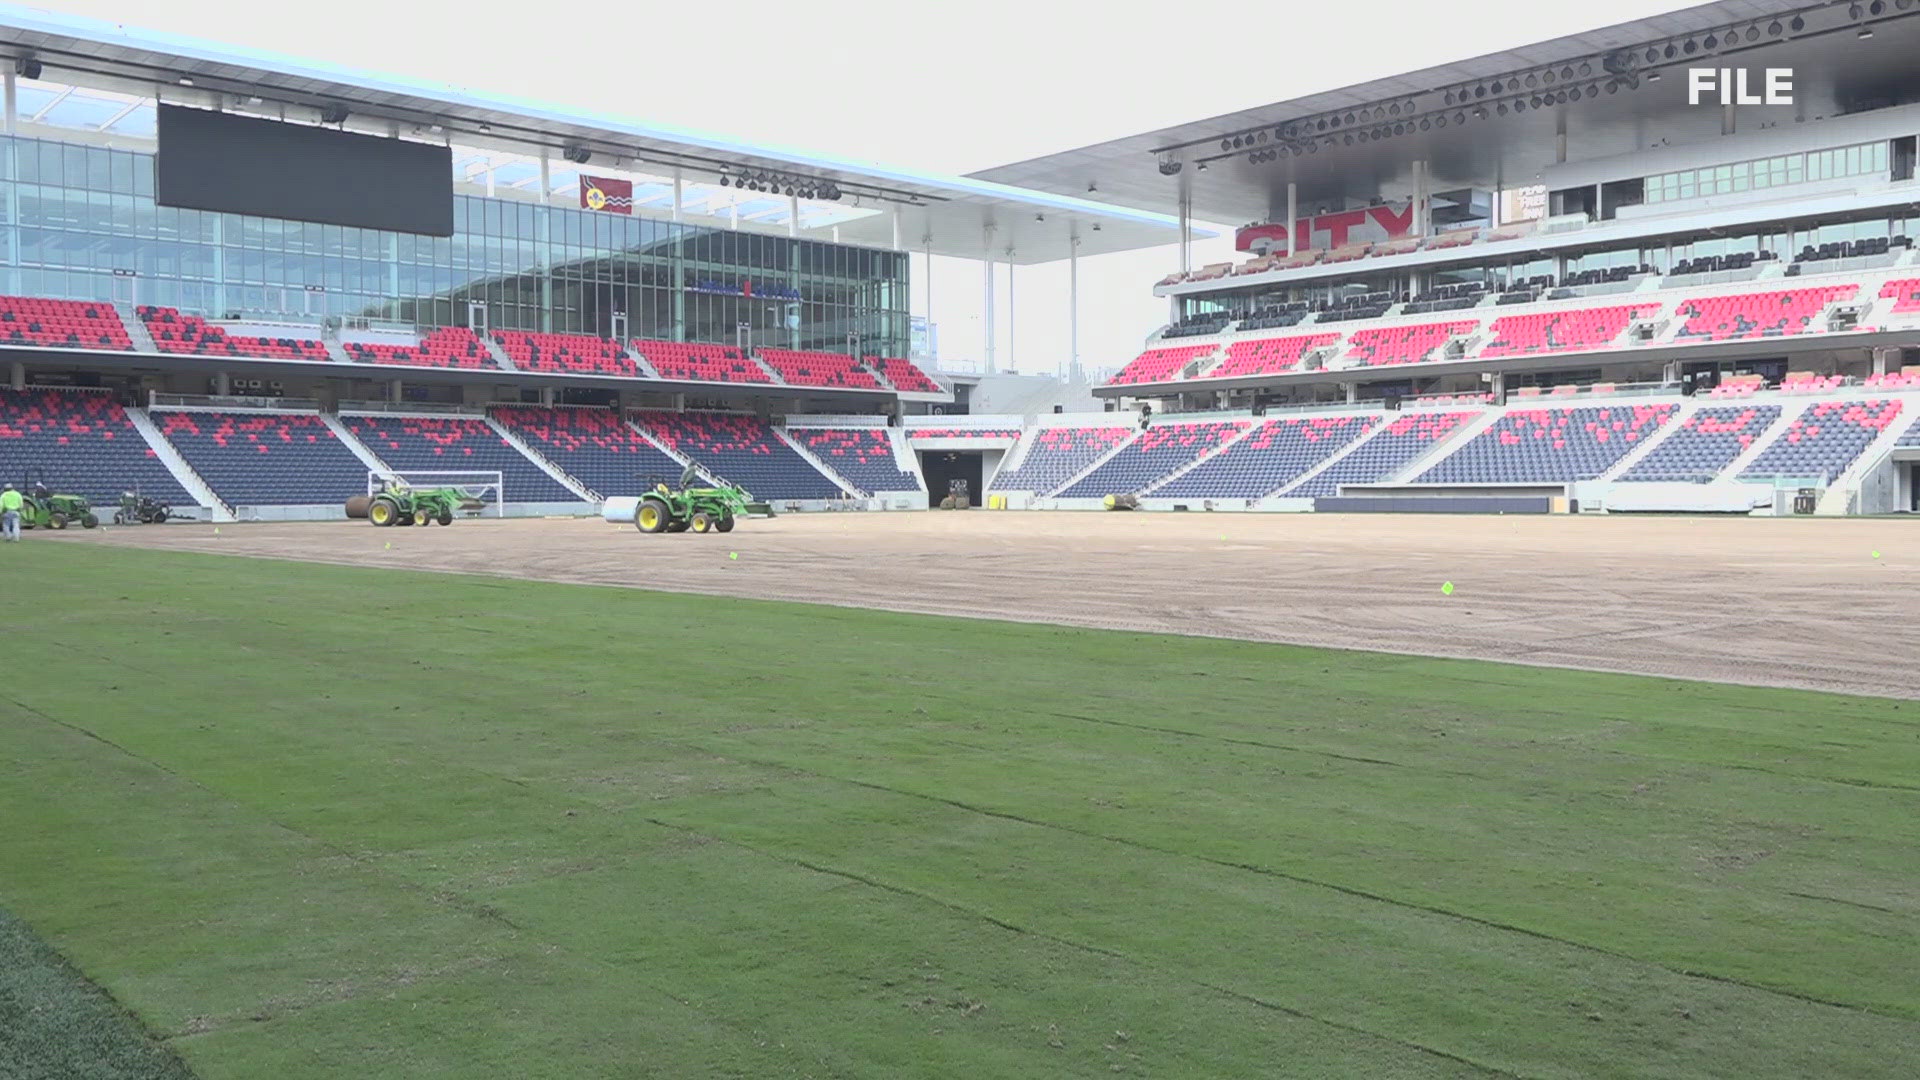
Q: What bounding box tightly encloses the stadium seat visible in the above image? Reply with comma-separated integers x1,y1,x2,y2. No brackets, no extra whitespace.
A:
136,307,329,362
490,407,683,499
1674,285,1856,342
865,355,942,393
156,411,366,506
492,331,639,377
1152,415,1377,498
631,412,844,499
1877,278,1920,315
1619,405,1782,483
989,427,1134,494
1208,333,1341,379
1343,320,1478,367
342,327,495,369
0,296,133,352
340,415,579,502
1056,421,1247,496
755,349,884,389
1480,304,1656,359
789,429,921,494
0,388,192,505
1286,411,1477,497
1108,344,1218,385
1417,404,1679,484
630,339,772,384
1739,399,1903,482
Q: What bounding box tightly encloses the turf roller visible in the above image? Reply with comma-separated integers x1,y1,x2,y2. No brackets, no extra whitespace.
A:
343,495,373,519
602,496,640,524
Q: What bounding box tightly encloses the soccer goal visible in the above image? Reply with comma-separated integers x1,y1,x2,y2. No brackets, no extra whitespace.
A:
366,470,507,517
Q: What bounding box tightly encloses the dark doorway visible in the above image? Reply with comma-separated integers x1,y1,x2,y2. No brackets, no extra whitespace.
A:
919,450,983,505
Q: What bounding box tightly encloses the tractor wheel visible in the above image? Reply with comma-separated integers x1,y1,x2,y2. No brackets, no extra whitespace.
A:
690,511,714,534
113,510,130,526
715,514,735,533
636,498,670,534
81,513,99,529
412,512,431,526
666,520,690,533
437,510,453,526
49,513,67,530
368,498,399,527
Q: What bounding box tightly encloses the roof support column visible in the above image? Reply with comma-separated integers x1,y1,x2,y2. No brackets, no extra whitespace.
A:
1069,233,1081,384
1722,99,1736,136
1412,159,1429,237
671,167,682,225
923,234,934,341
890,204,901,251
484,156,495,198
2,68,13,135
9,361,23,391
982,231,997,375
539,149,551,206
789,194,800,237
1285,182,1297,257
1178,168,1193,275
1005,251,1015,373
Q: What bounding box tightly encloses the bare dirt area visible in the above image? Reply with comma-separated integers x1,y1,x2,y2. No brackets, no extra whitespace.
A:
61,510,1920,698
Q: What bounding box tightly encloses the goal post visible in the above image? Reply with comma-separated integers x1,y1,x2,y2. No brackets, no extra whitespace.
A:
367,470,506,517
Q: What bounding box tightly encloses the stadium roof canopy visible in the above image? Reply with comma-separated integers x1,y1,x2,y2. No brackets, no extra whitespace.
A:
974,0,1920,226
0,2,1207,264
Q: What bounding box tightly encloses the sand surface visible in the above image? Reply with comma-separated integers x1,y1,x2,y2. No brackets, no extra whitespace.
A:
61,510,1920,699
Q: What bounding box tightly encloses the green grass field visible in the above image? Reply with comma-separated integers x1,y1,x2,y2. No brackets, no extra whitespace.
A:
3,541,1918,1079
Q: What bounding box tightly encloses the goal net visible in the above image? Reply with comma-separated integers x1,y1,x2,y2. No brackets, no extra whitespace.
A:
367,470,506,517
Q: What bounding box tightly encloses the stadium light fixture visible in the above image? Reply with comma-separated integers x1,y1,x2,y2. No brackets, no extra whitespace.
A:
1769,19,1783,33
1790,15,1805,30
1848,3,1863,17
13,55,40,80
319,104,348,125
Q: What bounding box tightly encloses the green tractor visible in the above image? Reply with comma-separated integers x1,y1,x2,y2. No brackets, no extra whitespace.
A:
17,479,99,530
634,464,762,535
344,481,484,527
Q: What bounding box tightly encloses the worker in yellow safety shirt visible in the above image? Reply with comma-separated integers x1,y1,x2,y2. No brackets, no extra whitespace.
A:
0,483,21,542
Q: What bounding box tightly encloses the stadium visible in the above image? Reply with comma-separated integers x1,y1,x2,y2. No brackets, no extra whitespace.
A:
3,1,1919,1078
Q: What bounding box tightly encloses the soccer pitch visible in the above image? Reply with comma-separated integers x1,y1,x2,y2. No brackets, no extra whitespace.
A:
3,542,1917,1079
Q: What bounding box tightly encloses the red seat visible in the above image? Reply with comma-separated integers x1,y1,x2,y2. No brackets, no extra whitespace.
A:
630,339,771,384
0,295,134,351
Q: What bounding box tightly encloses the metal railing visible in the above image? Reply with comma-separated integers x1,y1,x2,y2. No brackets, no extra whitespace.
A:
148,391,322,412
334,399,485,416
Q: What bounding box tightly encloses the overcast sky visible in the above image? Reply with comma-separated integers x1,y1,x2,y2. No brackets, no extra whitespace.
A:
34,0,1698,375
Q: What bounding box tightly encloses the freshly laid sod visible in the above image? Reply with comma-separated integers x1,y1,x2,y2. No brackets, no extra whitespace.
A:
2,541,1918,1079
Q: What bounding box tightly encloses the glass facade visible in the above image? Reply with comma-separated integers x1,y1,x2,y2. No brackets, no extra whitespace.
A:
1644,140,1890,204
0,134,911,356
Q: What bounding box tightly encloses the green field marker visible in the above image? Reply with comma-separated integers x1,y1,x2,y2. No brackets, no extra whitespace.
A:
729,551,738,560
1441,581,1455,596
1872,550,1882,559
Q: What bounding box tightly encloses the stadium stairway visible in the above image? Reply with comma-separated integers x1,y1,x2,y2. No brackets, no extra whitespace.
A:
1592,398,1705,482
1039,425,1144,496
1814,400,1919,514
1259,413,1399,500
1370,408,1509,484
482,414,596,501
622,344,660,379
319,413,397,476
112,302,158,353
1278,410,1485,498
480,336,518,372
122,405,229,520
1138,421,1264,494
769,428,864,498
